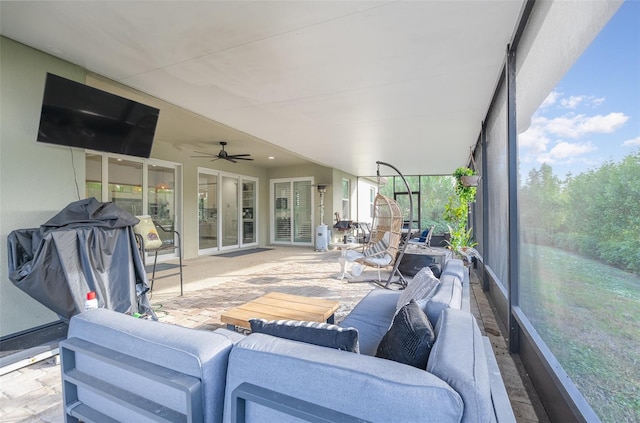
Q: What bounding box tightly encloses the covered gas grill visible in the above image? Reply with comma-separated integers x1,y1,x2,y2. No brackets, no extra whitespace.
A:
333,213,355,243
7,198,156,321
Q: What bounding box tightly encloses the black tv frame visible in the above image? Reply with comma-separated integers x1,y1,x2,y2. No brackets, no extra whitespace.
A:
37,73,159,158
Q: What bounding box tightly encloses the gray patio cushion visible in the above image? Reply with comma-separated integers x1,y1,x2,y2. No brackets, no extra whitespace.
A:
419,273,463,327
339,289,400,356
224,333,463,422
67,308,234,423
427,308,493,423
441,258,465,280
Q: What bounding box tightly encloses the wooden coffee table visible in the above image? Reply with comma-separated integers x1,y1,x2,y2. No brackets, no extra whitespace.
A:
220,292,340,331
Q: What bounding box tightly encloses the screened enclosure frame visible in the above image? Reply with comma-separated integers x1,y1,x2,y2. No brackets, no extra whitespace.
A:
467,0,624,421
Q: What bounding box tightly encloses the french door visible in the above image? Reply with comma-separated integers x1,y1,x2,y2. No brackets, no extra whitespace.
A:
198,168,258,254
271,178,313,245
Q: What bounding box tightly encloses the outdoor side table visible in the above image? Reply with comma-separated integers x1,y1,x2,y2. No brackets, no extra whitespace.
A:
329,242,361,280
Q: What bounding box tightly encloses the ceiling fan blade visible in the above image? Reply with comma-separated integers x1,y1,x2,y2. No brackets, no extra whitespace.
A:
193,144,253,163
192,150,216,156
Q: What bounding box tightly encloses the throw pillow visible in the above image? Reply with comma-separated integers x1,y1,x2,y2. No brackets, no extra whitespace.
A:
133,215,163,250
249,319,359,353
375,300,436,369
396,266,440,310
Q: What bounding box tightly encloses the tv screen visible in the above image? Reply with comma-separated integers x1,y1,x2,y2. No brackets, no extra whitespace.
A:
37,73,159,158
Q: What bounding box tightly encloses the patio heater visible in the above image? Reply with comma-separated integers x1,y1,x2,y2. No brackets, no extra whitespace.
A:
315,184,329,251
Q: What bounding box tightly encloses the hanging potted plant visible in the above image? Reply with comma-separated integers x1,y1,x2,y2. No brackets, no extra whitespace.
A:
454,167,480,188
444,165,479,260
456,147,481,187
452,167,478,202
461,173,480,187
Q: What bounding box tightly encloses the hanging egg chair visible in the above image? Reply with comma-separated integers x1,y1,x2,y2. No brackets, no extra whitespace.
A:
346,193,404,283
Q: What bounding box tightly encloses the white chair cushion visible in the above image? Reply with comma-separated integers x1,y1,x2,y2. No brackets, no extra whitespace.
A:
134,215,163,250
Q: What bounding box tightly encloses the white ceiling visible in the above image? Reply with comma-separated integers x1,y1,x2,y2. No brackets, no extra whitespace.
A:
1,1,525,176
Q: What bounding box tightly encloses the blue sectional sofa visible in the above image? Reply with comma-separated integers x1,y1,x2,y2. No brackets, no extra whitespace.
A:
60,259,515,423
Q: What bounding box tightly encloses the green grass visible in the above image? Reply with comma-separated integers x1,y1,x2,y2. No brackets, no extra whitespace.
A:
519,244,640,423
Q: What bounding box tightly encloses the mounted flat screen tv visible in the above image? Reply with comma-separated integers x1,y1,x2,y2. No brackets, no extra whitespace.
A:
37,73,159,158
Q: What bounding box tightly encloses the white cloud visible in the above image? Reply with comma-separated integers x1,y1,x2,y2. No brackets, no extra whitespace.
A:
519,117,549,148
623,136,640,147
558,95,605,109
521,90,629,169
560,95,584,109
581,112,628,133
545,112,628,138
540,90,559,108
537,141,596,164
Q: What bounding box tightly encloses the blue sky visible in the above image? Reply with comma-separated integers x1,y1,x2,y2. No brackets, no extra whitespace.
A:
519,0,640,180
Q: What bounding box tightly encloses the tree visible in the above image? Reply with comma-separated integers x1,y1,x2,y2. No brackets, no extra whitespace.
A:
520,163,566,245
565,152,640,272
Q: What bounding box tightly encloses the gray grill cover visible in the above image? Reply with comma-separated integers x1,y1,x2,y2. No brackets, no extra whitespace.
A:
7,198,156,321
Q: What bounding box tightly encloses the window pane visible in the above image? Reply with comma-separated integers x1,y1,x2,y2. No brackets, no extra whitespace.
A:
342,179,349,198
108,158,142,216
274,182,291,242
341,179,350,219
149,165,176,254
221,176,238,247
293,180,312,243
518,4,640,420
378,175,455,236
85,153,102,199
242,180,256,244
419,175,455,235
198,172,217,250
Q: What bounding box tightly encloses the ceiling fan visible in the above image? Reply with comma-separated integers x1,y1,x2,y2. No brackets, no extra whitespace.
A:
191,141,253,163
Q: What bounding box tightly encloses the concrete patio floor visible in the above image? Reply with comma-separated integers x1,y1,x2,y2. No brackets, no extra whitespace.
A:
0,246,548,422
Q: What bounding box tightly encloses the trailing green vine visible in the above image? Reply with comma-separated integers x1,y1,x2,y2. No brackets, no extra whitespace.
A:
444,167,478,252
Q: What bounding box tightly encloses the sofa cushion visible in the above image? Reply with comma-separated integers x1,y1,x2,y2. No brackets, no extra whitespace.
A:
396,266,440,310
249,319,359,353
440,258,465,280
67,308,234,423
418,273,463,327
339,289,400,355
224,333,464,422
375,300,435,369
427,308,493,423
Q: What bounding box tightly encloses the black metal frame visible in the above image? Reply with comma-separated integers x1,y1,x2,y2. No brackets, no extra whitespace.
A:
471,0,608,420
376,161,412,289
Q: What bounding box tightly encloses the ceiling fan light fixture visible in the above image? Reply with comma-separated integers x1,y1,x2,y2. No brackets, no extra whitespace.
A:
190,141,253,163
